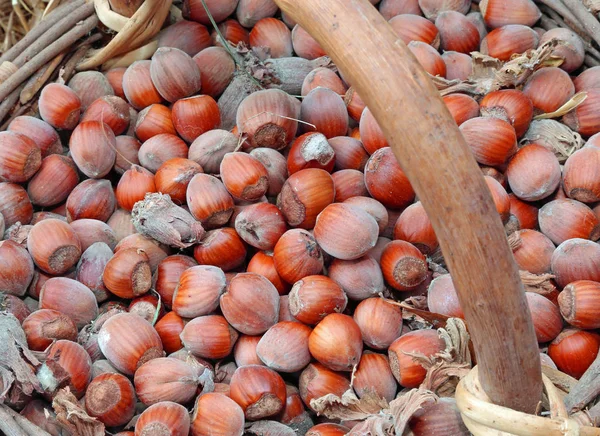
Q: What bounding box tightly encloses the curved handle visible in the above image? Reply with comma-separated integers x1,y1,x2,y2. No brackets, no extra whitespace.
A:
274,0,542,413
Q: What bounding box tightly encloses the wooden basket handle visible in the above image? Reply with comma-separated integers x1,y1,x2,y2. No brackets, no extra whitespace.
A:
273,0,543,413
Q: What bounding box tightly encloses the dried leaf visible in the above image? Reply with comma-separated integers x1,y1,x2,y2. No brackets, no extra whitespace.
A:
132,192,205,249
244,420,296,436
52,388,104,436
389,388,438,435
347,415,394,436
402,319,472,396
519,271,557,296
520,119,584,162
310,388,389,421
0,313,41,403
534,92,588,120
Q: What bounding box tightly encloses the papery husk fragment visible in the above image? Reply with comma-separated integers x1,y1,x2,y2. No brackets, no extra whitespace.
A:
132,192,205,249
52,388,104,436
520,119,584,162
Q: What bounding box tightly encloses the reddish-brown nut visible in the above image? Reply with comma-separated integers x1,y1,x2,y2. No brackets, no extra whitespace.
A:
388,329,446,388
574,66,600,93
302,68,346,97
135,401,190,436
358,107,387,154
114,234,168,273
308,313,362,371
236,89,299,150
7,116,62,157
154,311,185,354
249,147,288,196
220,152,269,202
134,357,202,406
233,335,264,367
273,229,324,284
172,265,226,318
563,89,600,137
353,352,397,402
344,196,389,235
443,94,480,126
563,146,600,203
0,131,41,183
38,83,82,129
479,0,542,29
66,179,116,223
291,24,326,60
558,280,600,330
460,117,517,166
331,169,367,202
380,240,428,291
123,60,163,110
539,199,600,245
442,51,473,81
480,89,534,137
113,135,141,174
379,0,422,19
526,292,563,343
76,242,113,302
0,182,33,227
68,71,114,110
102,247,152,299
548,328,600,378
354,297,403,349
250,17,293,58
23,309,78,351
193,227,247,271
98,312,164,375
187,173,235,228
435,11,480,53
81,96,130,135
300,87,348,139
364,147,415,209
27,155,78,207
154,254,197,308
551,238,600,288
137,133,188,173
115,165,157,211
389,14,439,48
150,47,201,103
407,41,446,77
39,277,98,329
105,67,126,98
256,322,312,373
511,229,555,275
393,201,437,255
299,363,350,411
523,67,575,114
172,95,220,143
277,168,335,230
180,314,238,360
193,46,236,98
135,104,176,142
480,24,539,61
409,397,470,435
37,340,92,398
156,18,211,55
314,203,378,260
427,274,464,318
328,255,384,301
27,219,81,275
230,365,287,420
287,133,335,175
69,121,117,179
213,19,250,46
247,251,290,295
288,275,347,325
85,372,136,427
234,202,287,250
220,272,280,335
0,240,35,296
191,392,245,436
506,144,561,201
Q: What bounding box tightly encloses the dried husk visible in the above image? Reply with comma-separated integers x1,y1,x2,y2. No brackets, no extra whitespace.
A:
132,192,205,249
52,388,104,436
520,119,584,162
